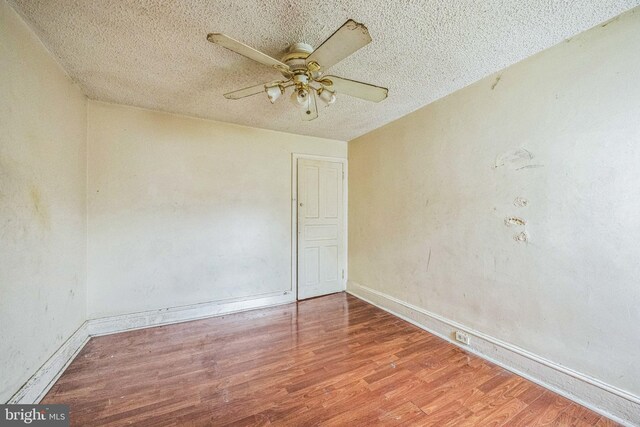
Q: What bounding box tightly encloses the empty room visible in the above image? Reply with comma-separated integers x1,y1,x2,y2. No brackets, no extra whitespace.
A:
1,0,639,426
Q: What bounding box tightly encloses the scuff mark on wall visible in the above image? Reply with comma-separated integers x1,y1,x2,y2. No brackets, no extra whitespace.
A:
494,148,533,169
29,185,50,229
426,248,432,272
513,197,528,207
504,216,527,226
516,164,544,171
491,74,502,90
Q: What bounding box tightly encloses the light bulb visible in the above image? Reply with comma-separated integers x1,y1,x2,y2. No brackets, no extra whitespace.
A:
290,88,309,109
265,84,284,104
318,88,336,105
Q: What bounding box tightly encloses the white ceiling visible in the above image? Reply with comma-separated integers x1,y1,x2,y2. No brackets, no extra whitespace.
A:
9,0,638,141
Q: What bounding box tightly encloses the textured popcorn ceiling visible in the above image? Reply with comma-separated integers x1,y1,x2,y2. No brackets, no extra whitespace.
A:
8,0,639,141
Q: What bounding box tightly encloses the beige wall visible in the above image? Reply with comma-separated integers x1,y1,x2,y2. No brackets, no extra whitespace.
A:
87,101,346,318
0,1,87,402
349,7,640,397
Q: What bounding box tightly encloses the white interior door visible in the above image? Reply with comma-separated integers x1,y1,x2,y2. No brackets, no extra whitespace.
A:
297,158,345,299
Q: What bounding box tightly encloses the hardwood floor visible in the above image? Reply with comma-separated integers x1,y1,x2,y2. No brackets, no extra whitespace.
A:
43,293,616,426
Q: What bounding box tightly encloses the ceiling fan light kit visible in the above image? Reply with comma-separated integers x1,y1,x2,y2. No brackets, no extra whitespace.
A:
265,83,284,104
317,87,337,105
207,19,388,121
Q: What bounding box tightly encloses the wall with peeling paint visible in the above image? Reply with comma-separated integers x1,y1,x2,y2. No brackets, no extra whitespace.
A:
348,7,640,397
0,1,87,402
86,101,346,318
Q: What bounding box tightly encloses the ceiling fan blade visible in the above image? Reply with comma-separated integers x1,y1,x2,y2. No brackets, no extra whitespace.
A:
301,90,318,121
306,19,372,71
224,81,279,100
207,33,290,72
320,76,388,102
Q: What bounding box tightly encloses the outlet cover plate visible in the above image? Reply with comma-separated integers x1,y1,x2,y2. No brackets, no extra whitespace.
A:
455,331,470,345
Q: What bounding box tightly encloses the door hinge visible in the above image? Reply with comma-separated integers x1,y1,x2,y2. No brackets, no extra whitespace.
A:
342,269,345,279
342,170,344,180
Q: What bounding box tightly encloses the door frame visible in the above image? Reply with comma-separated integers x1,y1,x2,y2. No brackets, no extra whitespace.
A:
291,154,348,301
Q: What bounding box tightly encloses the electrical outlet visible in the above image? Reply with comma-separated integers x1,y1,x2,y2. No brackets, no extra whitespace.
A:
454,331,470,345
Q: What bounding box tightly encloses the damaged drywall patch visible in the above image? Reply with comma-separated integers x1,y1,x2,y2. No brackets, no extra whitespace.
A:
494,148,543,170
504,216,527,227
514,231,529,243
494,150,537,243
503,212,530,244
494,148,533,169
513,197,528,207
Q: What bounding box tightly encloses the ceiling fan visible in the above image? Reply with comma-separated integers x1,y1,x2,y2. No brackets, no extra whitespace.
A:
206,19,388,121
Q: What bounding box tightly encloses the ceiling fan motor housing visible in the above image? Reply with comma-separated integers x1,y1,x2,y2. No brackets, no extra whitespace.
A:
281,43,319,79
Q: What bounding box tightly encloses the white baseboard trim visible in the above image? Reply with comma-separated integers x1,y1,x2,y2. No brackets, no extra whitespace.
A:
8,323,90,404
8,291,295,404
86,291,295,336
347,280,640,427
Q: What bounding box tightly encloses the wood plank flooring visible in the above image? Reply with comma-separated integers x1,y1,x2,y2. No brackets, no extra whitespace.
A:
43,293,617,426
